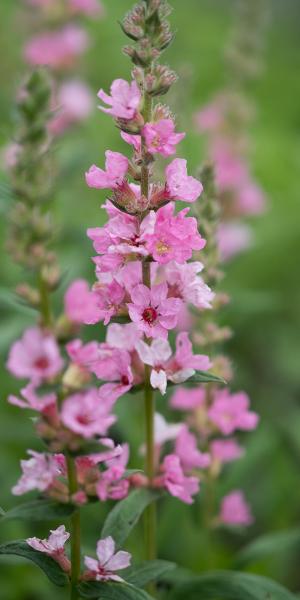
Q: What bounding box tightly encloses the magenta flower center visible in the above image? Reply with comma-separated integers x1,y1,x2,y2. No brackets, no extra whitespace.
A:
34,356,50,370
142,306,158,324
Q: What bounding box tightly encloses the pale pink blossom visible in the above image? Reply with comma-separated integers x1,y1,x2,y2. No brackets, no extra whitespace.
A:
86,151,128,190
89,344,133,397
88,209,148,259
195,102,224,132
128,283,182,339
154,413,182,446
12,451,64,495
8,383,56,413
164,261,215,309
7,327,63,382
135,338,172,395
238,181,266,215
69,0,104,17
27,526,70,572
98,79,141,120
211,439,244,464
50,81,93,135
96,466,129,502
61,388,116,439
158,454,199,504
2,142,21,169
85,280,126,326
219,491,254,526
170,386,206,411
165,159,203,203
64,279,102,324
217,222,252,261
66,339,99,368
121,131,141,152
208,389,259,435
143,203,205,264
106,323,142,351
142,118,185,157
84,536,131,582
212,141,248,191
175,425,211,471
167,331,211,374
24,26,88,69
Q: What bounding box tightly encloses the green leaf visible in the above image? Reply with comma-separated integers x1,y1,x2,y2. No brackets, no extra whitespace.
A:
236,528,300,566
0,541,68,587
1,499,75,522
188,371,227,385
101,488,161,547
78,581,154,599
124,559,176,587
169,571,297,600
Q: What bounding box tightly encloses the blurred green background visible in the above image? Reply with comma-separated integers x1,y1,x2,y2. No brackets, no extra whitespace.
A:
1,0,300,598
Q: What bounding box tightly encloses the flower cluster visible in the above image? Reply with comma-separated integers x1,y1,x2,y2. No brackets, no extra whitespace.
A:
21,0,105,136
194,0,268,261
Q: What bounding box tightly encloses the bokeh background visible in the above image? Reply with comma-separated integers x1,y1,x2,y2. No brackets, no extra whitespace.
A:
0,0,300,598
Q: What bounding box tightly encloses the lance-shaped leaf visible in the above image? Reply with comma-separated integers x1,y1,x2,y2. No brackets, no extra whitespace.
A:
101,488,161,547
78,581,155,599
0,541,68,587
187,371,227,385
123,559,176,587
169,570,297,600
1,499,75,522
236,528,300,567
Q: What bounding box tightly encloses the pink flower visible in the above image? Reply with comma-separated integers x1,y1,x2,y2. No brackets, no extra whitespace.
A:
165,159,203,203
142,118,185,157
195,102,224,132
164,261,215,309
219,491,254,526
85,280,126,326
84,536,131,582
211,439,244,464
238,181,266,215
98,79,141,120
61,388,116,439
143,203,205,264
167,331,212,373
50,81,93,135
89,344,133,397
66,339,99,368
175,425,211,471
212,141,248,191
154,413,182,446
69,0,104,17
135,338,172,395
106,323,142,351
64,279,102,324
128,283,182,339
96,466,129,502
208,389,259,435
8,383,56,413
217,223,252,262
170,386,206,411
27,526,70,572
24,26,88,69
12,451,63,496
121,131,141,152
85,151,128,190
7,327,63,382
158,454,199,504
88,208,148,258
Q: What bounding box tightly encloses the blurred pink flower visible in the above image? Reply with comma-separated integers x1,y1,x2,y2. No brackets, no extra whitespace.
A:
61,388,116,439
208,389,259,435
24,26,88,69
7,327,63,382
170,386,206,411
175,425,211,471
211,438,244,464
64,279,102,324
50,80,93,135
217,222,252,262
219,491,254,526
13,451,64,495
158,454,199,504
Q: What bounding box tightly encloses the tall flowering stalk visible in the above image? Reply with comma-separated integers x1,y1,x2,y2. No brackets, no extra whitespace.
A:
22,0,105,137
195,0,268,261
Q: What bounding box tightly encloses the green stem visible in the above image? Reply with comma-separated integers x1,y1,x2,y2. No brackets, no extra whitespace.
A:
140,86,157,583
66,454,81,600
38,270,52,328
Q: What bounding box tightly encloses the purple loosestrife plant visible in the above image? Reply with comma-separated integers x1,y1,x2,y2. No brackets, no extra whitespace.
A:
3,4,296,600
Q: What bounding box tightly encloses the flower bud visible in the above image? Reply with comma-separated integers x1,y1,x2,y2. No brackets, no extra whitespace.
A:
145,65,177,96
